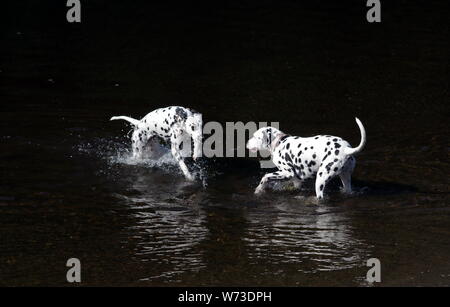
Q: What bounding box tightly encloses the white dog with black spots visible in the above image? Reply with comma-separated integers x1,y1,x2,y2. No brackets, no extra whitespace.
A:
246,118,366,199
111,106,203,181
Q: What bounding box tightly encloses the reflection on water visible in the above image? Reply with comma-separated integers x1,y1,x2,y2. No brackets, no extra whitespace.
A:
1,129,449,286
108,148,372,282
244,202,371,272
109,165,209,282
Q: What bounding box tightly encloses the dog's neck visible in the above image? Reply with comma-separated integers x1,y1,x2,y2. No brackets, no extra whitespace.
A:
270,133,288,153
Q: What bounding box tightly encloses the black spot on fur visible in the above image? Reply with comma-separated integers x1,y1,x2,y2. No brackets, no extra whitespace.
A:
334,167,338,172
280,135,289,142
326,162,334,173
320,184,324,191
312,154,316,159
285,153,292,163
175,107,188,121
335,150,340,155
335,143,341,148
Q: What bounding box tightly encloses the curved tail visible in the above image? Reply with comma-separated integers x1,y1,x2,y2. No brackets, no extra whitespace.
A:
344,117,366,156
110,116,140,127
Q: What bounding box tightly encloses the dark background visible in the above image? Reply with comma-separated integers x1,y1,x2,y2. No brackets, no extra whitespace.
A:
3,1,448,128
0,0,449,286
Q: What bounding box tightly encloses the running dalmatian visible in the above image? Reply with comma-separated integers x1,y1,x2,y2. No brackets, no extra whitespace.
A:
111,106,203,181
246,118,366,199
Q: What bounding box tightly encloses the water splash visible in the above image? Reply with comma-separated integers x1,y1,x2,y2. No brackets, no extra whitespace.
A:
75,136,212,186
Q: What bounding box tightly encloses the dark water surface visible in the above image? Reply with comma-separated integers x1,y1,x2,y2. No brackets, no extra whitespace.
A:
1,1,449,286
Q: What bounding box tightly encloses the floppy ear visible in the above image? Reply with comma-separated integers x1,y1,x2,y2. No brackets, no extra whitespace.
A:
267,128,272,147
174,107,188,123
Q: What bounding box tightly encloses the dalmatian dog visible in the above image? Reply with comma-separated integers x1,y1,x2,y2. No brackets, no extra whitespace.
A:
246,118,366,199
110,106,203,181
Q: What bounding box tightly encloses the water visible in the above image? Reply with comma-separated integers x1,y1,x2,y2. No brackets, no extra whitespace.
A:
1,1,449,286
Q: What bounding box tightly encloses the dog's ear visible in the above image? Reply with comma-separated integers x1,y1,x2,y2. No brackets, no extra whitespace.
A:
267,128,272,146
174,107,188,123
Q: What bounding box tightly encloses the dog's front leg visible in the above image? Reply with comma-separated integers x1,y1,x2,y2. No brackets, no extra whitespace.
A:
255,170,293,194
171,134,195,181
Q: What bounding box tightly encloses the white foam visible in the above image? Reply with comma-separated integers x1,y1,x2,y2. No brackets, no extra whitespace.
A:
76,137,211,186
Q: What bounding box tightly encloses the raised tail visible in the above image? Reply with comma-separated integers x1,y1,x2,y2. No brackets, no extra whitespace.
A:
110,116,140,127
344,117,366,156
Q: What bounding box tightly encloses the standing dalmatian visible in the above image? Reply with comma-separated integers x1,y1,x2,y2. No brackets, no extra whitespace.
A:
111,106,203,181
246,118,366,199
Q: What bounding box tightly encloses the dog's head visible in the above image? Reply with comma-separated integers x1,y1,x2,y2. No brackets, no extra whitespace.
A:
246,127,284,153
185,113,203,160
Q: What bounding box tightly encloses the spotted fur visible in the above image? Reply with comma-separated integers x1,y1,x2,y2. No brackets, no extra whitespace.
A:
111,106,203,181
247,118,366,199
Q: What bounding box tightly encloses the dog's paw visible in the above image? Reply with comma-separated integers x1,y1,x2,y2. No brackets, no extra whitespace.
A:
254,186,265,195
339,187,354,195
185,174,196,181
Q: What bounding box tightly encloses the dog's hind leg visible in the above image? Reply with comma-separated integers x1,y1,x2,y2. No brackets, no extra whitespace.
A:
339,172,352,194
339,157,355,194
315,164,338,200
314,174,329,200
